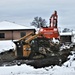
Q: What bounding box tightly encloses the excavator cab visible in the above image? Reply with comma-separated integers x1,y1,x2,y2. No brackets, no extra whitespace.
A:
39,27,59,39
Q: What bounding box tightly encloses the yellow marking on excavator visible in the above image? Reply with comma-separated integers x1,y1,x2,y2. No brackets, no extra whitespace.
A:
18,32,33,41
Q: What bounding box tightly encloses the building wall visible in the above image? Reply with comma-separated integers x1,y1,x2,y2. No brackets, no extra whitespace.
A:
0,29,35,40
13,30,34,40
0,31,12,40
60,36,71,43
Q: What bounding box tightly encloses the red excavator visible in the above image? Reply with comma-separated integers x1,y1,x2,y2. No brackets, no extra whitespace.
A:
14,11,60,59
39,10,59,39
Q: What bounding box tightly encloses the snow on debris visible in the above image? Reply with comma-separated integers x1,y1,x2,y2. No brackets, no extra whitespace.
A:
63,51,75,67
52,38,60,44
60,43,70,51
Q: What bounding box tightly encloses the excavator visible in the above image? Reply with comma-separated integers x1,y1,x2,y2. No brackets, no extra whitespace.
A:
14,11,60,59
0,11,74,67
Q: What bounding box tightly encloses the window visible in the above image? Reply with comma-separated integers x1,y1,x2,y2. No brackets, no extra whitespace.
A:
20,32,26,37
0,33,5,38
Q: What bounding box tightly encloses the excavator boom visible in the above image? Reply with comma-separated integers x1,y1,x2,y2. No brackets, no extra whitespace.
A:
18,32,33,41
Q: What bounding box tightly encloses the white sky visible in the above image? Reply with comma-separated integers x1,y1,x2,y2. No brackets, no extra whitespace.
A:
0,0,75,30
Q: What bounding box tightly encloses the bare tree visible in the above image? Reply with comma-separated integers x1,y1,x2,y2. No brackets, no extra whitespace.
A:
31,16,47,28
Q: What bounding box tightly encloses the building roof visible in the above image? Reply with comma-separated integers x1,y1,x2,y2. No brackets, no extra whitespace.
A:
0,21,35,30
60,32,72,36
60,30,75,36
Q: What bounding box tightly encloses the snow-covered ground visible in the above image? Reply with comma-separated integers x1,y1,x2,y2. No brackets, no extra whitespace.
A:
0,40,75,75
0,40,15,53
0,57,75,75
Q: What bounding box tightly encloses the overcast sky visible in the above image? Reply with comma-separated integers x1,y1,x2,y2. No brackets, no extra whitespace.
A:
0,0,75,30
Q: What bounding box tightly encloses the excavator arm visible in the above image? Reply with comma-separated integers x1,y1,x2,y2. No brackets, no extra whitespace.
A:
14,32,42,58
18,32,34,41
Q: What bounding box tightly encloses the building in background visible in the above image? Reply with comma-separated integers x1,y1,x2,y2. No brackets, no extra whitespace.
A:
60,32,72,43
0,21,35,40
60,31,75,43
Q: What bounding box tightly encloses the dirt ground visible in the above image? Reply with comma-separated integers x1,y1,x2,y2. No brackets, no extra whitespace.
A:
0,45,75,68
0,50,68,68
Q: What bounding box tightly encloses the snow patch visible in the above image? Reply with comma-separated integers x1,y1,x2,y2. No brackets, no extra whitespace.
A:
0,40,15,53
